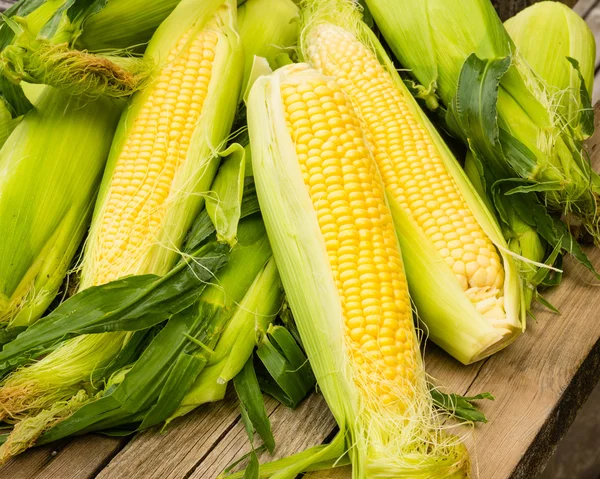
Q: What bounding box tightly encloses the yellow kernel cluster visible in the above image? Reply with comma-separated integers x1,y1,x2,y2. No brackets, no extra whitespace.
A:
307,25,505,313
280,65,418,406
93,28,218,285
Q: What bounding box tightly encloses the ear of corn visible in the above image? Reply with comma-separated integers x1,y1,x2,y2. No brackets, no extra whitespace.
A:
166,0,301,414
505,1,596,138
0,0,244,422
301,0,524,364
248,62,469,477
0,87,120,331
365,0,600,239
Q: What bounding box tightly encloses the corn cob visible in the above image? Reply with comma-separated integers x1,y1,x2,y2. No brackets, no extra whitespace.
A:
248,62,469,478
301,0,524,364
0,0,244,421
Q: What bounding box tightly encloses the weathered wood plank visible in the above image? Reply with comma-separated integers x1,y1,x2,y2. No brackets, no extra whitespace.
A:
96,391,242,479
574,0,600,16
0,436,126,479
193,393,336,478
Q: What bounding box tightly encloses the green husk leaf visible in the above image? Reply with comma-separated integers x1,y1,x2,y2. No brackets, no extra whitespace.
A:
184,178,259,254
504,181,563,195
430,389,494,424
449,53,599,279
0,242,229,377
566,57,594,138
255,325,315,409
39,215,272,442
234,357,275,453
221,432,347,479
243,452,260,479
206,143,246,247
535,294,560,315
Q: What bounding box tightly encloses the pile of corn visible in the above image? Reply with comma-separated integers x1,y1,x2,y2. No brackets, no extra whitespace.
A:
0,0,595,477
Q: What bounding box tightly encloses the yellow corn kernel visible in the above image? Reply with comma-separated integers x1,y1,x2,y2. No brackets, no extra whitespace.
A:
93,28,218,285
306,23,505,316
280,66,417,407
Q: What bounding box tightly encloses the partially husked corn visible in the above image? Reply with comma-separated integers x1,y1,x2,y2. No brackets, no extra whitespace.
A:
93,28,219,285
280,68,418,406
0,0,244,422
248,62,469,476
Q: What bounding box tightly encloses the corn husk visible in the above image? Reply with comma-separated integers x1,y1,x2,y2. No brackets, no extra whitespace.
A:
505,1,595,138
0,87,120,331
238,0,299,91
75,0,183,51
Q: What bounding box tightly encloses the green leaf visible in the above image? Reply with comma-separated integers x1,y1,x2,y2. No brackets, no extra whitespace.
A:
138,353,204,430
0,75,33,118
505,181,563,195
206,144,246,247
256,326,315,409
566,57,594,139
0,242,229,377
234,357,275,453
242,452,259,479
430,389,494,423
535,294,560,314
450,53,599,279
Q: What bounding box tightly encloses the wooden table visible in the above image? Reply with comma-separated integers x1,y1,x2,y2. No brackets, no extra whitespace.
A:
0,0,598,478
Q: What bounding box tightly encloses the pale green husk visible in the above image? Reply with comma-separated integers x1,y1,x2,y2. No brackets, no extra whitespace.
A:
172,258,282,419
300,0,524,365
248,64,469,478
0,0,244,421
238,0,299,92
505,1,596,137
0,87,120,330
76,0,182,51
